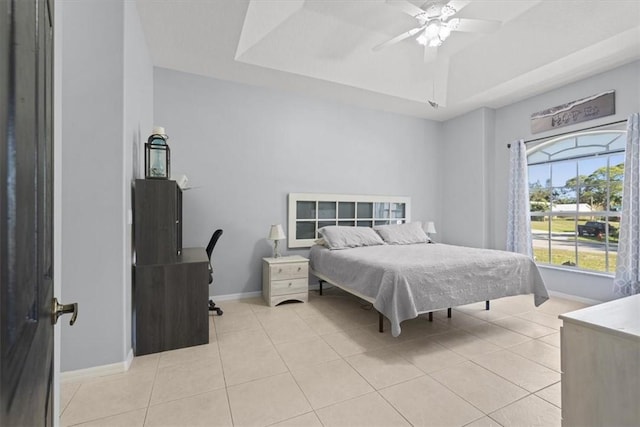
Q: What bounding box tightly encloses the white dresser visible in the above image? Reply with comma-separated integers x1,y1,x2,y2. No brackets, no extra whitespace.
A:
559,294,640,426
262,255,309,307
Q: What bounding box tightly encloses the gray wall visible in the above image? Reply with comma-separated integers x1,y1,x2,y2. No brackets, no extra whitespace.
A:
154,68,442,297
439,60,640,302
492,60,640,302
60,0,153,371
123,0,154,360
440,108,495,248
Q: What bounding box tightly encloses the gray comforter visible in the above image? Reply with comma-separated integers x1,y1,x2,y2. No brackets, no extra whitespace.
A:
309,243,549,337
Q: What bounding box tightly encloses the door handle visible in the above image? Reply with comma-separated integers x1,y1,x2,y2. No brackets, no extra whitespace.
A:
52,298,78,325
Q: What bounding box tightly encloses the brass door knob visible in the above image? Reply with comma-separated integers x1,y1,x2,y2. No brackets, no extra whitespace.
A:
52,298,78,325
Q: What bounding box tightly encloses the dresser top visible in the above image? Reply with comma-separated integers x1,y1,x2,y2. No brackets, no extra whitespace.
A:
559,294,640,342
263,255,308,264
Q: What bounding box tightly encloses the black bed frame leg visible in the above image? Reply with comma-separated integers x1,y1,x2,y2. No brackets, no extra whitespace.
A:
319,280,324,296
378,312,384,333
447,308,452,318
486,300,490,311
428,312,433,322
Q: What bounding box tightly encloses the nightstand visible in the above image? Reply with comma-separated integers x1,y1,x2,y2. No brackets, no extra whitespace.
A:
262,255,309,307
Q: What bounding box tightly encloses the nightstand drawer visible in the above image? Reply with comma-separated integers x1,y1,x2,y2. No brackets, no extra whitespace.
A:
271,278,308,296
270,263,308,280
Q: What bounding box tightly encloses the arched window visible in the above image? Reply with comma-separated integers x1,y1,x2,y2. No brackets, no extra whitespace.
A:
527,123,626,274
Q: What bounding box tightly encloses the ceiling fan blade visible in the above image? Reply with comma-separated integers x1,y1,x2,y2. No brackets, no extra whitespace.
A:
424,46,437,63
451,18,501,33
386,0,425,17
373,26,425,51
446,0,471,14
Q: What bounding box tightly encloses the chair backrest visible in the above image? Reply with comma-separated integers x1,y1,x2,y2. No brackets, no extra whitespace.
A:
206,229,223,260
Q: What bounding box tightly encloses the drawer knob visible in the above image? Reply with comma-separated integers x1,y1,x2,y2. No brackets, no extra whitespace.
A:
288,282,292,287
297,267,301,271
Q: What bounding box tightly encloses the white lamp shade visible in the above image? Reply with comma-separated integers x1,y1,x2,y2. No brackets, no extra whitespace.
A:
426,221,437,234
268,224,286,241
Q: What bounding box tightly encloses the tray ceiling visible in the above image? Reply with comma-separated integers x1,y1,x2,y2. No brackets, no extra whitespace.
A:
136,0,640,120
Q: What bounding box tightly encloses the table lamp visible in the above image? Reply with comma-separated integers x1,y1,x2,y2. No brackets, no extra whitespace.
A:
426,221,437,241
268,224,286,258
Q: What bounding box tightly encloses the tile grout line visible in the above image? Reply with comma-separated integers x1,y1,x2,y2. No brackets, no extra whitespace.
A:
211,314,238,427
533,380,562,409
141,350,161,425
465,358,560,407
59,381,81,419
266,308,318,420
425,365,498,417
214,312,246,426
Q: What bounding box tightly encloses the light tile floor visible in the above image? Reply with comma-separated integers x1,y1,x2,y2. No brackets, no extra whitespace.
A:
60,289,589,426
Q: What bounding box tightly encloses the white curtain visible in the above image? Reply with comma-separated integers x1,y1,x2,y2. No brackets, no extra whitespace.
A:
613,113,640,297
506,140,533,257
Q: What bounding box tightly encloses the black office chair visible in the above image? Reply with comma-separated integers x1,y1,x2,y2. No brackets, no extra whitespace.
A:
206,229,223,316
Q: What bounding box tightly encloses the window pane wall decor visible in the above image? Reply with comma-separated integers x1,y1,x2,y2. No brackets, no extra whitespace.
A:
288,193,411,248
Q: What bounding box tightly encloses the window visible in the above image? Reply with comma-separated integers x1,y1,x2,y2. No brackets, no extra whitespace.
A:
288,193,410,248
527,123,626,274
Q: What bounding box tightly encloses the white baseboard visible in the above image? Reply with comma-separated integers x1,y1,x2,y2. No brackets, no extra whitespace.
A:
124,348,134,371
210,284,332,303
61,349,133,383
210,288,601,307
209,290,262,302
548,290,602,305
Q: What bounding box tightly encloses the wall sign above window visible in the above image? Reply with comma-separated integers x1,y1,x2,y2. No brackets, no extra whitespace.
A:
531,90,615,134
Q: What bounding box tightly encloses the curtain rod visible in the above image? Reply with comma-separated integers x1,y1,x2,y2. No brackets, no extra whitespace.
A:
506,119,628,148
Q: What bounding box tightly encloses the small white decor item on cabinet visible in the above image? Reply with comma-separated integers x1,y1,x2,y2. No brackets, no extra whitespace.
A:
268,224,286,258
175,174,189,189
425,221,437,241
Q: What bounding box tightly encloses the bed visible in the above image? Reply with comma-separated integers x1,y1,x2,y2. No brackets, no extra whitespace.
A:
309,242,549,337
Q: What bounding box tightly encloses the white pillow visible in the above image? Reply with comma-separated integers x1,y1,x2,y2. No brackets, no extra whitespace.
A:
373,222,429,245
318,226,385,250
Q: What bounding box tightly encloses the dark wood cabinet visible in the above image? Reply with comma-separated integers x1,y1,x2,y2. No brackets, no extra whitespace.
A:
133,179,180,265
133,179,208,356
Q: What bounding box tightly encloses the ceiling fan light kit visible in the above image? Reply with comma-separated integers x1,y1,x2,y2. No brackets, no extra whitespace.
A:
416,18,458,47
375,1,501,109
440,4,456,18
376,1,496,54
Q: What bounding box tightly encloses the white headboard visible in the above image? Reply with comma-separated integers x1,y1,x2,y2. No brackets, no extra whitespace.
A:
287,193,411,248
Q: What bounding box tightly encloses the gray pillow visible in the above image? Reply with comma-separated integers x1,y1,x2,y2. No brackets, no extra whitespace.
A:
318,226,385,250
373,222,429,245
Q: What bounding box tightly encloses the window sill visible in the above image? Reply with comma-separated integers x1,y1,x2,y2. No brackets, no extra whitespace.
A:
537,263,614,279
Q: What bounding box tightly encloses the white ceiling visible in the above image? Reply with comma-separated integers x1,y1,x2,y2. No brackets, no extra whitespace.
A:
136,0,640,121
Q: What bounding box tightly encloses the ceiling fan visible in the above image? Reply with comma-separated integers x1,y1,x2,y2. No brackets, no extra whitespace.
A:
373,0,500,63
